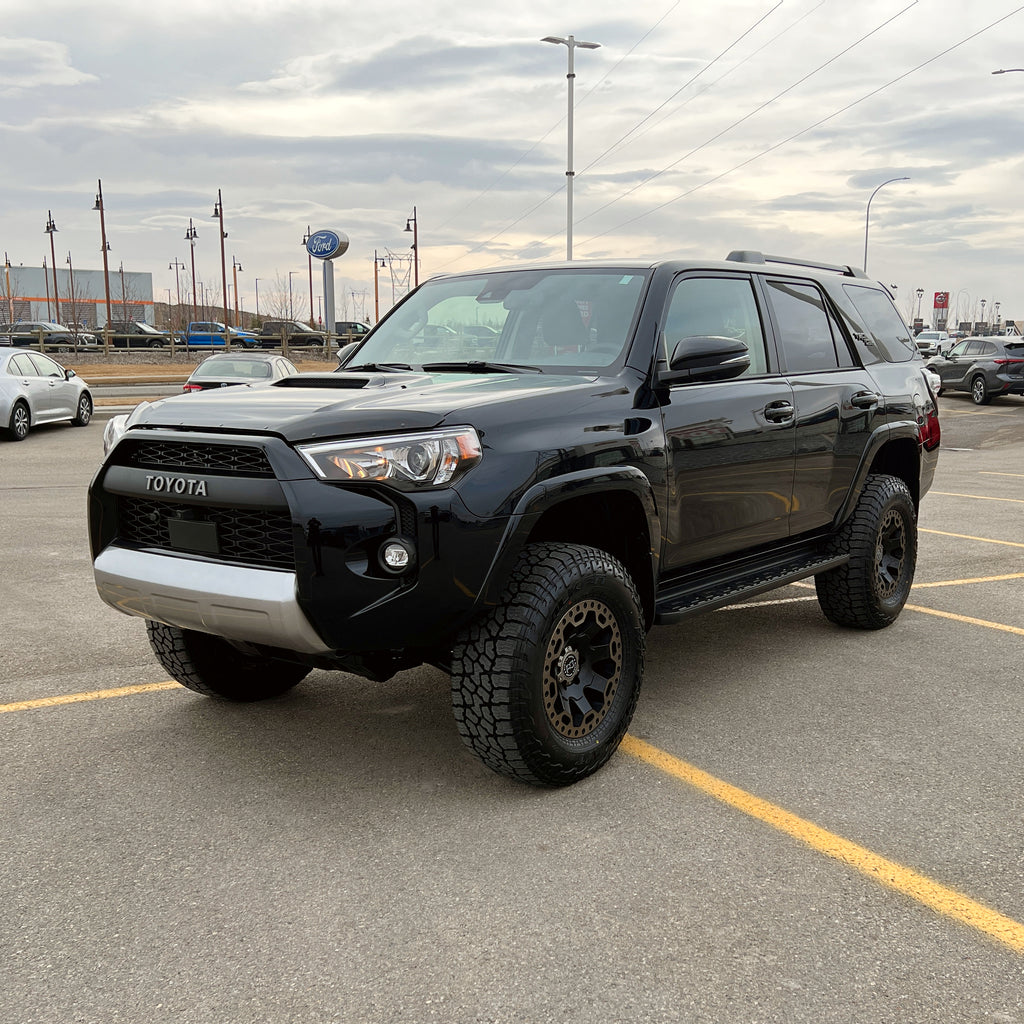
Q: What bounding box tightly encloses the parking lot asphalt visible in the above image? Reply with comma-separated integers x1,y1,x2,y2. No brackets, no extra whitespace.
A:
2,395,1023,1023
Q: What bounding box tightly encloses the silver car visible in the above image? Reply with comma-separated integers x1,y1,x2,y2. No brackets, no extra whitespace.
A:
1,348,93,441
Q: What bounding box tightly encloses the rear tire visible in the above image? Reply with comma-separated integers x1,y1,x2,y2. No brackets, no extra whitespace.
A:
815,474,916,630
7,400,30,441
451,543,645,786
971,375,992,405
146,621,310,701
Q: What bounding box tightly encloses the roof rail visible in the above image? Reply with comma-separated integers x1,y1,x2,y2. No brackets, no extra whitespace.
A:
725,250,869,279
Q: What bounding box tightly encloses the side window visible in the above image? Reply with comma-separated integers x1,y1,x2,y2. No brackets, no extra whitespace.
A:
28,353,65,377
843,285,916,362
979,342,997,357
10,353,37,375
764,280,841,372
965,341,984,356
663,276,768,376
948,341,970,358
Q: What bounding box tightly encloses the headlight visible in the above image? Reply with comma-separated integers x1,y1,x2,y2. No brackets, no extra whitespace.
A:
297,426,482,489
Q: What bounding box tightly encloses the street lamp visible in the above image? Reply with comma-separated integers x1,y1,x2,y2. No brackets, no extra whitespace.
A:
255,278,261,320
4,254,13,325
66,252,78,334
212,189,229,328
981,298,987,325
44,211,60,323
92,179,113,330
863,176,909,272
43,259,51,321
232,256,243,328
542,33,601,260
404,208,419,287
915,288,924,319
169,258,186,331
185,218,198,323
302,225,315,327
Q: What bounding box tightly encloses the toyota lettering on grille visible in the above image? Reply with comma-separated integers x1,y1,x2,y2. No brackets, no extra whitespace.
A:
145,474,208,496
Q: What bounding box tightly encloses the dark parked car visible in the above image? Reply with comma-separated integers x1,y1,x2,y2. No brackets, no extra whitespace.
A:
257,320,326,348
926,336,1024,404
183,353,299,392
104,320,169,348
1,348,92,440
335,321,371,343
1,321,98,351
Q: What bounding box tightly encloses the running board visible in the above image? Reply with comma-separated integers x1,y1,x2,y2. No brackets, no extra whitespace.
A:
654,550,848,624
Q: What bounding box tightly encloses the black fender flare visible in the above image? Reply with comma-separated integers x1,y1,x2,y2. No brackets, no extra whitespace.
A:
474,465,662,612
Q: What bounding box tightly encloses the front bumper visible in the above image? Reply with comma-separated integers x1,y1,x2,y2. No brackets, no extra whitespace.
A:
94,545,331,653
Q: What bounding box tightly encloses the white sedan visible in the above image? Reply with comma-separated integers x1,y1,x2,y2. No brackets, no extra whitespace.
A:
0,347,93,441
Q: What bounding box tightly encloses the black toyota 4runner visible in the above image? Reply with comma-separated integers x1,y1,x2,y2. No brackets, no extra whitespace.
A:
89,252,940,785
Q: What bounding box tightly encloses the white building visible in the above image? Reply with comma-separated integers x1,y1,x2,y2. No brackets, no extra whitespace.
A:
1,264,154,328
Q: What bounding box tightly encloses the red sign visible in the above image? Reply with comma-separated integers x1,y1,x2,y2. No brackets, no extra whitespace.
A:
933,291,949,309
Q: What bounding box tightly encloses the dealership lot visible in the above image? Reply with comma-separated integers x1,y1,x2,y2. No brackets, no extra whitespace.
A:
3,395,1023,1023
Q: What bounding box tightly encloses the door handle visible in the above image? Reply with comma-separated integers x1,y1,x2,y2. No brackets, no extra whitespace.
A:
764,401,795,423
850,391,880,409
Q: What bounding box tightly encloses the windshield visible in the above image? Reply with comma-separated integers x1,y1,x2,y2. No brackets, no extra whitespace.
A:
350,268,649,371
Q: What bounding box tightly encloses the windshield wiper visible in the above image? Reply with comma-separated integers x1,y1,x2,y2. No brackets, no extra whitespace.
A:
422,360,542,374
343,362,414,372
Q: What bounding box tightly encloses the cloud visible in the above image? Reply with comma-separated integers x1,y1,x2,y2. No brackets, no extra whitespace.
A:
0,37,97,92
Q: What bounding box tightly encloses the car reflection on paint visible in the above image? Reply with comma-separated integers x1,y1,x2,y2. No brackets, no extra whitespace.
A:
183,353,299,392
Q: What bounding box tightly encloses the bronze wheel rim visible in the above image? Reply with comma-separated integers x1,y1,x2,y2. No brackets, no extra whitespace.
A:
874,508,907,599
543,598,622,739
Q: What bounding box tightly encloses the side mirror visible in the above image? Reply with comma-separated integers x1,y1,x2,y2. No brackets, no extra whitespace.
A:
660,335,750,385
336,341,361,366
65,368,77,379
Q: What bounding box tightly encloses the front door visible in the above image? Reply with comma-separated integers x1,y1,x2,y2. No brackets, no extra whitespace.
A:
659,273,795,571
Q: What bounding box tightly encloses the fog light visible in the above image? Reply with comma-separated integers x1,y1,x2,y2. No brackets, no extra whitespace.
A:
380,539,415,573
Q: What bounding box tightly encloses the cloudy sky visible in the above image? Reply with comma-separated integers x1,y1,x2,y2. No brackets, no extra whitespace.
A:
2,0,1024,328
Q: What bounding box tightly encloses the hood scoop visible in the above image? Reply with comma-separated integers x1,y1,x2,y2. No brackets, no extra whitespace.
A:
272,371,431,391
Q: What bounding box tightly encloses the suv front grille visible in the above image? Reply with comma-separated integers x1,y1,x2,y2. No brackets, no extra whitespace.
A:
117,497,294,569
121,439,275,477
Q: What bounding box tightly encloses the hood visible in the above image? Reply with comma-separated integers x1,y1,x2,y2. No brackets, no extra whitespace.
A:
128,370,600,441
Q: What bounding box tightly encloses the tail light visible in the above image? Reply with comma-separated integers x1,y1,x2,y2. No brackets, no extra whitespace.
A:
993,359,1024,366
183,383,203,392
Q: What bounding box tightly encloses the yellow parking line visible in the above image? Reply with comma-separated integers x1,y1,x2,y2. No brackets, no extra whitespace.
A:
921,529,1024,549
980,472,1024,479
931,491,1024,504
912,573,1024,588
903,605,1024,636
621,735,1024,955
0,681,178,714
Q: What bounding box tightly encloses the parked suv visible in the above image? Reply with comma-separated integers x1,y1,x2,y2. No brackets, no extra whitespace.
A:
1,321,98,351
926,336,1024,404
257,320,327,348
89,252,939,786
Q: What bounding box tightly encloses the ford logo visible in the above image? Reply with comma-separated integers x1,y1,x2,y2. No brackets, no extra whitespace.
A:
306,229,350,260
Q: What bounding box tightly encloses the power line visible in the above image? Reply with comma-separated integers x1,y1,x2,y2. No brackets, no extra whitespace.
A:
575,2,1024,252
572,0,919,233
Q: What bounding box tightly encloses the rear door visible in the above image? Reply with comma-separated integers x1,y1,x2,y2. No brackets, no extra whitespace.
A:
658,272,795,570
759,276,884,536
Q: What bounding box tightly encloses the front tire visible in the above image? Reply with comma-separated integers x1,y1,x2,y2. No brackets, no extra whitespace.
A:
815,474,917,629
451,543,645,786
971,375,992,405
146,621,311,701
71,393,92,426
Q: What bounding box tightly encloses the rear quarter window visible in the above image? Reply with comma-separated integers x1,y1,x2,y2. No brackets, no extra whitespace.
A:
842,285,917,363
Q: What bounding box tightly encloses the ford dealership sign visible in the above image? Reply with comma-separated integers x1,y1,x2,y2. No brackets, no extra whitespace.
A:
306,229,349,260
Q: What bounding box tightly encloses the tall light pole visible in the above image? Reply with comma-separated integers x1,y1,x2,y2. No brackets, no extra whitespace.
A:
4,254,13,325
288,271,298,320
542,33,601,261
185,219,198,323
66,252,78,334
169,257,186,330
302,226,315,326
43,259,51,321
232,256,243,328
863,176,909,272
255,277,261,320
92,179,113,329
404,208,419,287
44,211,60,323
915,288,924,320
212,189,229,327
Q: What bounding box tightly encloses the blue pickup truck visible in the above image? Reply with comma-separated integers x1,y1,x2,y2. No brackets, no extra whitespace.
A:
183,322,260,348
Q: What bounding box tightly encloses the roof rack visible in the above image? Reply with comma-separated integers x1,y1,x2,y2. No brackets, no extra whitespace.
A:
726,250,868,279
